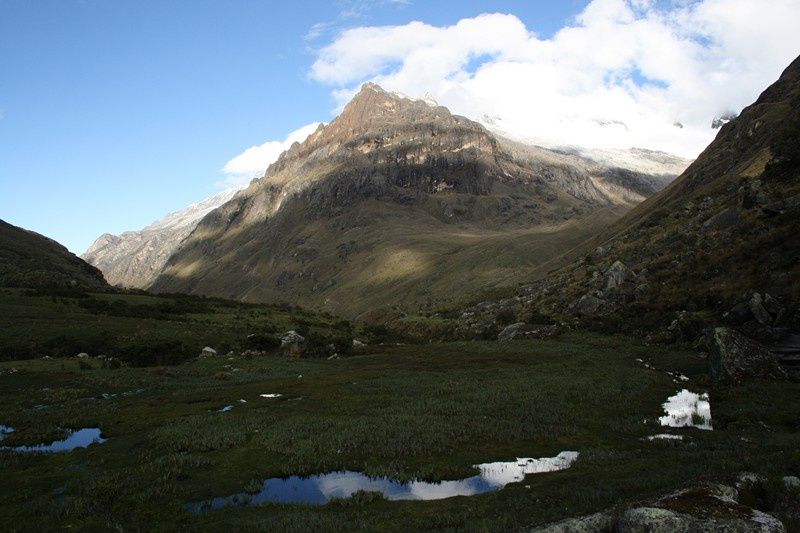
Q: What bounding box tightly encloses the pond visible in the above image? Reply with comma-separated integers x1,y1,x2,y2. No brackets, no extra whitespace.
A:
0,427,107,453
659,389,712,430
188,451,579,511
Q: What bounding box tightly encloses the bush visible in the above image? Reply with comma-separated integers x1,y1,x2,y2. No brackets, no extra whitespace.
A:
495,309,517,326
243,334,280,352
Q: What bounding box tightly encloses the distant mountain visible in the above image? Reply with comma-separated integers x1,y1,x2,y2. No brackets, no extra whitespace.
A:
0,219,106,288
149,84,687,316
82,188,238,287
463,54,800,340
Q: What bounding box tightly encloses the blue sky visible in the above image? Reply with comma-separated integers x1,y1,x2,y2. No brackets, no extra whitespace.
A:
2,0,799,255
0,0,586,253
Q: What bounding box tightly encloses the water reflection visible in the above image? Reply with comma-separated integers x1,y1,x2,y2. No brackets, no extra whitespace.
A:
188,451,578,510
0,428,106,453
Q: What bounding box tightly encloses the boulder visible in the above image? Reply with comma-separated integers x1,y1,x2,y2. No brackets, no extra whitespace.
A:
352,339,367,350
749,293,774,325
709,328,786,381
604,260,634,291
76,352,89,359
200,346,217,358
702,207,741,232
530,512,616,532
498,322,527,341
280,331,307,357
571,294,605,317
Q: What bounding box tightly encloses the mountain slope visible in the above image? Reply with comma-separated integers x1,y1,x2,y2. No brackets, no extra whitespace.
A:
0,219,106,288
82,188,238,287
150,84,686,316
466,54,800,339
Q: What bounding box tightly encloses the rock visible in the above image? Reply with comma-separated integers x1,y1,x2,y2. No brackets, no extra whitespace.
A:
530,511,616,532
327,354,340,360
618,507,691,532
762,294,784,321
200,346,217,358
782,476,800,490
739,179,768,209
571,294,605,317
702,207,741,232
709,328,786,381
604,260,634,291
749,293,774,325
76,352,89,359
352,339,367,350
280,331,307,357
498,322,527,341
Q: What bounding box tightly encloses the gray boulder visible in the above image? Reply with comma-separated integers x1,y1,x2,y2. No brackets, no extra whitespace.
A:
709,328,786,381
571,294,605,317
200,346,217,358
604,260,634,291
498,322,527,342
280,331,307,357
530,511,615,532
702,207,741,232
618,506,784,532
749,293,774,325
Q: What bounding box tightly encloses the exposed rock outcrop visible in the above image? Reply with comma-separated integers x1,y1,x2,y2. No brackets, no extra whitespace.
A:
709,327,786,381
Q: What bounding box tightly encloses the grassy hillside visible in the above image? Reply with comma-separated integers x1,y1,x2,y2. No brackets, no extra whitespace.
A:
0,287,391,366
0,219,107,289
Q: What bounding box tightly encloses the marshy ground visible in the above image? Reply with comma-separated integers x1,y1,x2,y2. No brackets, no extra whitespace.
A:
1,324,799,530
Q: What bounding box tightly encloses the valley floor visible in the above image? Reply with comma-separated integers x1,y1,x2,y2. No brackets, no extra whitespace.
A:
1,332,798,530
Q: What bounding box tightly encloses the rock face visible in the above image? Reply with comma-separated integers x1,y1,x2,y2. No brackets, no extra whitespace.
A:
0,219,107,289
149,84,685,316
709,327,786,381
462,54,800,339
82,188,238,288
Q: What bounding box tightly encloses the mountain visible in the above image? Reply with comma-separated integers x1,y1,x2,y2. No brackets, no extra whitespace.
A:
0,219,107,288
461,54,800,341
148,83,688,317
82,188,238,287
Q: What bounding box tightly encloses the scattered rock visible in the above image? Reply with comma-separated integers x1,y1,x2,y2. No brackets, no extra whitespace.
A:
739,179,768,209
709,328,786,382
280,331,307,357
781,476,800,490
200,346,217,358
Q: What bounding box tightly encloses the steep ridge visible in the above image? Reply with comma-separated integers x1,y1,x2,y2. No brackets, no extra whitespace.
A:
0,219,107,288
463,55,800,341
82,188,238,287
150,84,686,316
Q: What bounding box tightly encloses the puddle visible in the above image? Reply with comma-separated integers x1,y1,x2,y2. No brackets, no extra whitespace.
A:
188,451,578,510
0,425,14,442
659,390,712,430
260,394,283,399
644,434,684,441
0,428,107,453
215,405,233,413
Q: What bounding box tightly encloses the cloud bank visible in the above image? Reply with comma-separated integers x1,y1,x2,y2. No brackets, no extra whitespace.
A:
221,122,321,187
309,0,800,157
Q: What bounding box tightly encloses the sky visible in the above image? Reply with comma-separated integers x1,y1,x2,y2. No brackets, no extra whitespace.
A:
1,0,799,254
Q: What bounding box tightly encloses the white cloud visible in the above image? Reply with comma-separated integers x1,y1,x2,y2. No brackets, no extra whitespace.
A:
220,122,321,188
309,0,800,158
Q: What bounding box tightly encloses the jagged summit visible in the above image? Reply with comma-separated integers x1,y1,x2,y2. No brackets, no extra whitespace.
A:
150,79,686,314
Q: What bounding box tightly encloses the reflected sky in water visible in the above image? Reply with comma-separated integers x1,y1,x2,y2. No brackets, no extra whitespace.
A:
0,427,106,453
188,451,578,511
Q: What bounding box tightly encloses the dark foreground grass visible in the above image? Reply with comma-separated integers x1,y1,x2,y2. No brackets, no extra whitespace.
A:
0,331,798,531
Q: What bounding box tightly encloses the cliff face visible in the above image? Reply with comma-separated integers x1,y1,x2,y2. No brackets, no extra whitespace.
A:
82,188,238,288
148,84,686,316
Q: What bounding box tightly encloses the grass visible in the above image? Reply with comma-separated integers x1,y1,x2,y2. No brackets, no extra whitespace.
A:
0,323,798,530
